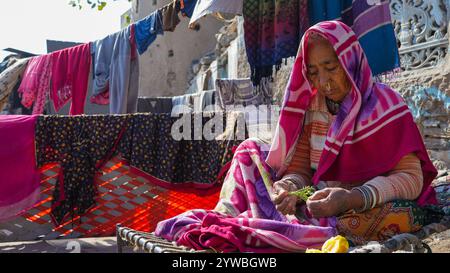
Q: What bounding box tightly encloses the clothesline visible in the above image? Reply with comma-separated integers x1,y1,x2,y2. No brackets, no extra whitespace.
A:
3,0,401,118
12,0,204,117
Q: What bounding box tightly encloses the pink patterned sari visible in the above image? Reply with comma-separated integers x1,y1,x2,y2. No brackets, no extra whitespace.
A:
266,20,437,205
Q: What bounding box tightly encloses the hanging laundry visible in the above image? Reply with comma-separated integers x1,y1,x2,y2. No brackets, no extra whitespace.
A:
215,78,272,108
308,0,400,76
161,0,181,32
180,0,198,18
35,115,132,225
243,0,310,86
2,81,33,115
189,0,243,26
120,113,242,189
0,115,41,222
18,55,53,115
137,97,173,113
198,90,219,112
35,113,241,224
91,25,140,114
50,43,91,115
134,9,164,55
172,94,195,113
0,58,29,112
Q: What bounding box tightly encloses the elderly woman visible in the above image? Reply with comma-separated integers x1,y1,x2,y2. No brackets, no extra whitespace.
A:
156,21,438,252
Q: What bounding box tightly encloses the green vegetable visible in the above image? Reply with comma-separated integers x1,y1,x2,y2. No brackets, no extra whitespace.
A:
289,186,316,201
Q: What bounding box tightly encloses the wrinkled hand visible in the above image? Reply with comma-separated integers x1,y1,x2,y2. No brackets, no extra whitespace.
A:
306,188,352,218
272,180,300,215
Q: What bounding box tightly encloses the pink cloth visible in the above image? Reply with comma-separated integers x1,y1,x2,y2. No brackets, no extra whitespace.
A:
50,43,91,115
18,55,52,114
0,115,41,222
156,139,337,253
266,21,437,205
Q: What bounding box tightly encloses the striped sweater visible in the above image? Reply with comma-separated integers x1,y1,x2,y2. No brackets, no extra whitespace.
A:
285,95,423,206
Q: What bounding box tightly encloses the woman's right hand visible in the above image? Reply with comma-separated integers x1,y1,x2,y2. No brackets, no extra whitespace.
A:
272,180,300,215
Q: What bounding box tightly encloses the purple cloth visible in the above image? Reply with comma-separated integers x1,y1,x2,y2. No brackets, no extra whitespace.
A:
0,115,41,222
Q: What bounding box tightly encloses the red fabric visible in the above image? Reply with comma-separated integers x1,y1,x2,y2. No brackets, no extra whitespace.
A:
90,90,110,105
130,24,137,61
50,43,91,115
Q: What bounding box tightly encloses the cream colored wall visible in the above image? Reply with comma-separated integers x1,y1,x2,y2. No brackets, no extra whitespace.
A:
131,0,224,97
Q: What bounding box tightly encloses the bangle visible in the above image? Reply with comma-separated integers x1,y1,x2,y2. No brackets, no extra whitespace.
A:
352,186,374,213
366,185,379,209
352,187,367,213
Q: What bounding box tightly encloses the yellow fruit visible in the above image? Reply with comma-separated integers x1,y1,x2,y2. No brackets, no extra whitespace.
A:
305,248,323,253
321,235,349,253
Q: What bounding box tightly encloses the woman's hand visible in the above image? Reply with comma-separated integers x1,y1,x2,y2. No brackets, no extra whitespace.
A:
272,180,300,215
306,187,361,218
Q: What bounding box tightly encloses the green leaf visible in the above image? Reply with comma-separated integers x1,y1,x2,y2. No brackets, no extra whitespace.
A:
289,186,316,202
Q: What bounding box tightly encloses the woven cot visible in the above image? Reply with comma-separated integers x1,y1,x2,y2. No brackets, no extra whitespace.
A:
115,216,450,253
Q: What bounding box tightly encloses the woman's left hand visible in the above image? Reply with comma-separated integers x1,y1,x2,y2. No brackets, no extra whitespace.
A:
306,187,353,218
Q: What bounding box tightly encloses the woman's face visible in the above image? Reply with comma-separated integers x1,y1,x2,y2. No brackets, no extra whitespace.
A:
306,36,352,103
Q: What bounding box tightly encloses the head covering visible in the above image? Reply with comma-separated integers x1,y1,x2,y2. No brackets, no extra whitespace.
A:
266,21,437,205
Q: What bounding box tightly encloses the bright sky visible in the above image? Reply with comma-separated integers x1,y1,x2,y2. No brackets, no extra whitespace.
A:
0,0,131,59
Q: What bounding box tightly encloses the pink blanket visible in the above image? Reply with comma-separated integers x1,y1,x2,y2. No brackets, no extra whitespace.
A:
0,115,41,222
156,139,337,253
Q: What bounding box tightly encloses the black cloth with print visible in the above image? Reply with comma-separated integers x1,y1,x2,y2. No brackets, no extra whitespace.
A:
35,115,131,225
36,113,243,225
120,113,243,185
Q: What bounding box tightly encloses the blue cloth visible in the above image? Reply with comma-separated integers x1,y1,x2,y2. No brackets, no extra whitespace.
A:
308,0,400,76
92,25,140,114
180,0,197,18
134,9,164,55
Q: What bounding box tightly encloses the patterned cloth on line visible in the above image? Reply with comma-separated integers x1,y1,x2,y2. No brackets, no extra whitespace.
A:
243,0,309,86
18,55,53,115
243,0,399,86
35,115,131,225
308,0,400,76
120,112,242,189
215,78,272,108
0,58,29,112
35,113,241,225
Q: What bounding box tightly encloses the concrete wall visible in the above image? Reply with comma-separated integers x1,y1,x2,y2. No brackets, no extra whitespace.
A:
131,0,224,97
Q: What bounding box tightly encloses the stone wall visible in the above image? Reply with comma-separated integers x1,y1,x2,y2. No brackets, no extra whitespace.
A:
385,59,450,171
